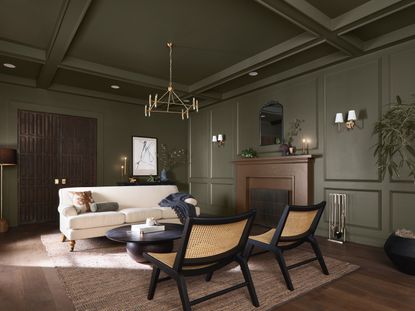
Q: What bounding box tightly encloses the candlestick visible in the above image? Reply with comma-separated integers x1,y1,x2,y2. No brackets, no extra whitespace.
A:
121,165,124,177
306,139,310,155
123,157,127,175
302,138,306,154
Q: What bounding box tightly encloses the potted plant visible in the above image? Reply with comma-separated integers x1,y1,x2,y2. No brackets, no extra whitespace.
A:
373,95,415,274
373,96,415,181
239,148,257,158
280,119,304,155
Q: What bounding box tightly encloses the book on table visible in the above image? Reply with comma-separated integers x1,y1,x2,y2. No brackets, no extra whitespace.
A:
131,224,165,233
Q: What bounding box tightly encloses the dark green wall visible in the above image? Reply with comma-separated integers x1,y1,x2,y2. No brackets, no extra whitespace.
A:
0,83,188,226
189,40,415,247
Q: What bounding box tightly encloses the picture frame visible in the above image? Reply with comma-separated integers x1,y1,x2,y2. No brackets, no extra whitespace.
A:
132,136,158,176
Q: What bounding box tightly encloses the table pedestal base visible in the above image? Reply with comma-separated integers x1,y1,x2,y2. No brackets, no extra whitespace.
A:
126,241,174,263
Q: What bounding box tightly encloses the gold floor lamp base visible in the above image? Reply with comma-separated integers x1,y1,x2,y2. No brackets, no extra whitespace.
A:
0,218,9,233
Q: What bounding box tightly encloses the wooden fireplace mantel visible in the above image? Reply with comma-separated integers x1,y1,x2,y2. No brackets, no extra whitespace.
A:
234,155,315,213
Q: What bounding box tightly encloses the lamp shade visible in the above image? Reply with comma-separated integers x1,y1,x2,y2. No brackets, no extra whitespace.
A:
212,135,217,142
335,113,344,124
0,148,17,165
347,110,357,121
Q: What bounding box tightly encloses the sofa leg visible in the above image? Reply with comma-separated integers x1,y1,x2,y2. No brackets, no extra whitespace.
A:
61,234,67,243
69,240,76,252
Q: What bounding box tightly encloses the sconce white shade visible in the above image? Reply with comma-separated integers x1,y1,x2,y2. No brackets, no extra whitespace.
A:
217,134,223,141
335,113,344,124
212,135,217,142
347,110,357,121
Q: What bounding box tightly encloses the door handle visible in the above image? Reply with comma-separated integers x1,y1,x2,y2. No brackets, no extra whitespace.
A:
54,179,59,185
62,179,67,185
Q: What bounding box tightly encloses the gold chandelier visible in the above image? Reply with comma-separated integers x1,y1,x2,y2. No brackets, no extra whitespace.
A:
145,42,198,120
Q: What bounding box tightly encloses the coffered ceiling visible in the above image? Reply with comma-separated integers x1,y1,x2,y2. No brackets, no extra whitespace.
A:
0,0,415,107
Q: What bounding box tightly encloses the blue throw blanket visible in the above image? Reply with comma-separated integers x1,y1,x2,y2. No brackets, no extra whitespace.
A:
159,192,197,224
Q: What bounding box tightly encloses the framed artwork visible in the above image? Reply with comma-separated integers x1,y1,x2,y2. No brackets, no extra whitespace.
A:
132,136,158,176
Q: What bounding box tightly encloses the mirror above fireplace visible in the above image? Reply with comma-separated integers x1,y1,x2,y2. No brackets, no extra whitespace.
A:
260,101,283,146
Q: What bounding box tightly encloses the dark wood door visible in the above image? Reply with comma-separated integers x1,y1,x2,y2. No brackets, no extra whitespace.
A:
18,110,97,224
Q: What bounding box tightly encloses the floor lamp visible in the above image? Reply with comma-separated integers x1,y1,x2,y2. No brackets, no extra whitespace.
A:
0,148,17,233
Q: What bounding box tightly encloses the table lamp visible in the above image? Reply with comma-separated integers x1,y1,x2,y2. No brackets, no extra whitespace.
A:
0,148,17,233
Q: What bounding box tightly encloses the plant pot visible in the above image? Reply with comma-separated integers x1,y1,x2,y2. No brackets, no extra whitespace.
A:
384,233,415,275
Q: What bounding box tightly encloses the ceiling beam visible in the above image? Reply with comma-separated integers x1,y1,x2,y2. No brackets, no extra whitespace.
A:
0,40,45,62
37,0,92,88
333,0,415,34
255,0,363,56
222,51,348,100
60,56,190,93
189,32,321,94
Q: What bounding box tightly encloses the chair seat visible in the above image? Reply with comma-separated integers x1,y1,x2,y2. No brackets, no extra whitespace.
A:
147,252,215,270
249,229,295,246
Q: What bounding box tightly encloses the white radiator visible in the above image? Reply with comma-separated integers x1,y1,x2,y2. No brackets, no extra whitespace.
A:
328,193,347,244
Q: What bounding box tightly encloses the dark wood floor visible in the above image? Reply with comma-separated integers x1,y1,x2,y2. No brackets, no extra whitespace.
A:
1,224,414,311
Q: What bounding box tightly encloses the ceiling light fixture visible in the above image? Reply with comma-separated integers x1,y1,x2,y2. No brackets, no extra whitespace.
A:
249,71,258,76
110,84,120,89
145,42,198,120
3,63,16,69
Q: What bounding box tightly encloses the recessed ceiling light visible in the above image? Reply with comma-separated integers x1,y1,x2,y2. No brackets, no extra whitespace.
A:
110,84,120,89
3,63,16,69
248,71,258,77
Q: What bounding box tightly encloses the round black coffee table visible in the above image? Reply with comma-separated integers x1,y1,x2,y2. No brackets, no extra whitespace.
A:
106,223,183,263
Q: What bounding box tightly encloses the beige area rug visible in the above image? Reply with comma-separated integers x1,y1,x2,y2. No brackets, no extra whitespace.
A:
41,233,358,311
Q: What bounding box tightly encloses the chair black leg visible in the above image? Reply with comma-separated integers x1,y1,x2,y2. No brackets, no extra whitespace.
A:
148,267,160,300
205,271,214,282
273,249,294,291
176,275,191,311
238,256,260,307
309,237,329,275
244,243,255,260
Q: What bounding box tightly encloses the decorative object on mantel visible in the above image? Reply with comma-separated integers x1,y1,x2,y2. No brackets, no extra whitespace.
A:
373,95,415,181
212,134,225,147
0,148,17,233
384,229,415,275
239,148,257,158
145,42,198,120
120,156,128,177
328,193,347,244
158,144,186,181
280,119,304,155
301,138,311,155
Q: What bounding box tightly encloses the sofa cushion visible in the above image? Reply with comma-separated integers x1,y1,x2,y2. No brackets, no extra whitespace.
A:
120,207,162,223
160,206,201,219
68,212,125,230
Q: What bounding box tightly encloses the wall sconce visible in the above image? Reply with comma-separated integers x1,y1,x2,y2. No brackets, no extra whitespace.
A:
335,110,362,131
212,134,225,147
121,156,127,177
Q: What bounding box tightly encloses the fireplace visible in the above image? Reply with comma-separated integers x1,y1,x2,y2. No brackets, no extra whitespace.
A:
234,155,315,216
250,188,289,227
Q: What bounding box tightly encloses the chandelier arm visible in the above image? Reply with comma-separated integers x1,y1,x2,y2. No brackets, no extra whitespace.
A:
172,91,192,109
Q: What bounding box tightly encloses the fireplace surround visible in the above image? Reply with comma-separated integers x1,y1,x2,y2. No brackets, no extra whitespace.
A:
234,155,315,214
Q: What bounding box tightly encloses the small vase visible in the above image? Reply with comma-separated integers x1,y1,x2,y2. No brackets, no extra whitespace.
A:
160,169,168,182
280,144,289,156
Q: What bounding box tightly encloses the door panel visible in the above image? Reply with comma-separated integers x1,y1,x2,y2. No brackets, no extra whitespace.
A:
18,110,97,224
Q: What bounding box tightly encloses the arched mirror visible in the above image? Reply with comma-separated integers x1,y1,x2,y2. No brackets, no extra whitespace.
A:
260,101,283,146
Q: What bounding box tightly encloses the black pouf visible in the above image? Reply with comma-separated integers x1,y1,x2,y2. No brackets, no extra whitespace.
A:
384,233,415,275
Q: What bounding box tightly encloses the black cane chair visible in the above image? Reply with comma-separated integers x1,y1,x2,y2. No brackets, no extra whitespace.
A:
143,210,259,311
245,201,329,291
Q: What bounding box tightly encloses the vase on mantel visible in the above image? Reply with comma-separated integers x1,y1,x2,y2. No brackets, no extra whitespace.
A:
160,169,168,182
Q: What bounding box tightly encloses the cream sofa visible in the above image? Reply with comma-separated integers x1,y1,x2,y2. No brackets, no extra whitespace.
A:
58,185,199,251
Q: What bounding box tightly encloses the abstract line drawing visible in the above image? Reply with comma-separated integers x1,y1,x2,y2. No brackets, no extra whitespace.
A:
132,136,157,176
